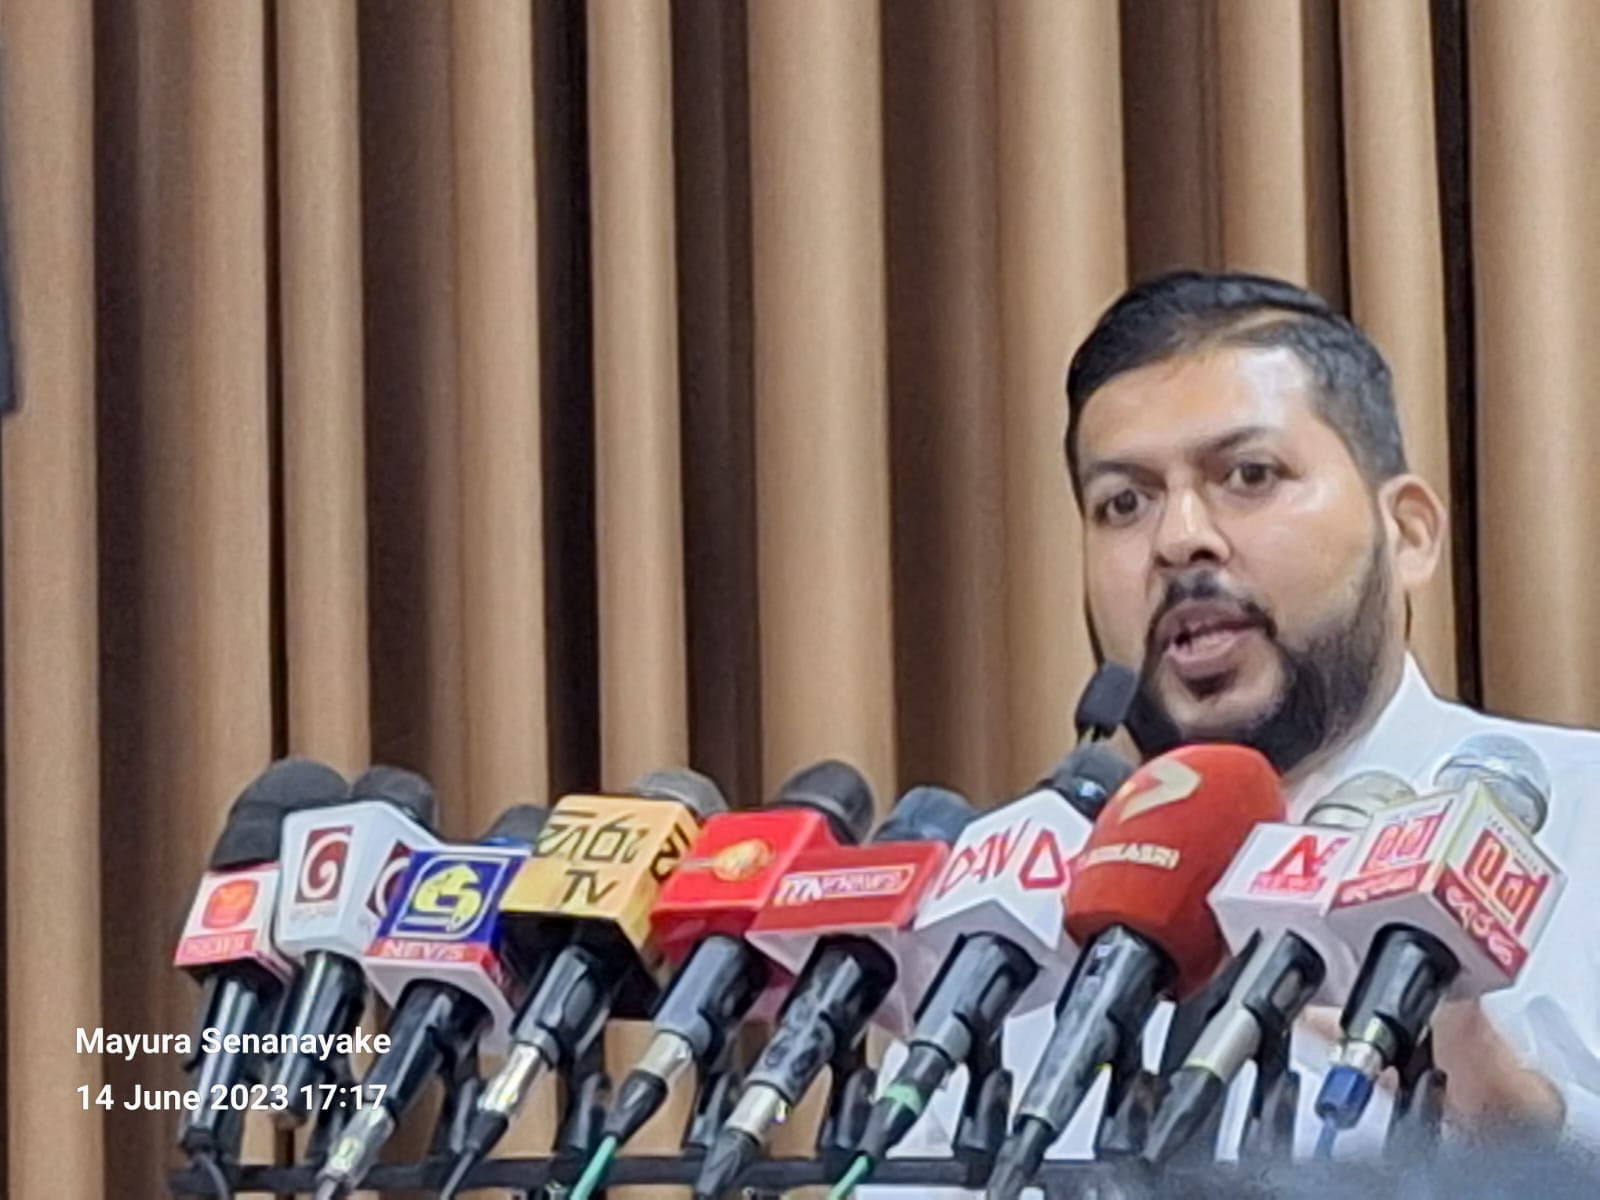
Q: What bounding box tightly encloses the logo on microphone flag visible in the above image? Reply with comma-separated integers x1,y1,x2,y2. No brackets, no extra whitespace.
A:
365,840,415,919
772,863,916,906
1248,832,1352,896
202,878,260,929
294,824,354,904
710,838,774,882
386,852,517,941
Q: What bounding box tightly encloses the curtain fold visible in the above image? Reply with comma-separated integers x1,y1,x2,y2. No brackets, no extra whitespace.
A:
0,1,102,1196
996,0,1125,782
1,1,1595,1194
277,0,373,772
451,0,549,829
1470,0,1600,723
748,0,897,805
1339,0,1457,692
589,0,691,789
884,0,1008,803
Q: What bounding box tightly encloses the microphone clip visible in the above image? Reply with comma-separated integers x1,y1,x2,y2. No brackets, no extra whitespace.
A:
815,1038,876,1175
550,1033,613,1186
1237,1020,1299,1162
428,1044,486,1161
1385,1032,1447,1161
951,1028,1013,1186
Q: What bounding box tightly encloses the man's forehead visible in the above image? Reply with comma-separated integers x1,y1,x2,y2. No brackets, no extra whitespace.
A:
1075,344,1319,467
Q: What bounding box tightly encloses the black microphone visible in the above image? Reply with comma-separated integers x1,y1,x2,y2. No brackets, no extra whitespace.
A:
172,758,350,1162
266,765,439,1126
1074,661,1138,744
1314,737,1561,1142
567,761,876,1200
693,786,976,1200
838,740,1135,1188
1142,771,1418,1164
312,804,549,1200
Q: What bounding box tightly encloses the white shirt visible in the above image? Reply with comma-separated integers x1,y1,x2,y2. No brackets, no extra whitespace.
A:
870,654,1600,1193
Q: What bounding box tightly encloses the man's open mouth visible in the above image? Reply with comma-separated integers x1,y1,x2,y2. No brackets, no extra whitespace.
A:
1154,601,1267,681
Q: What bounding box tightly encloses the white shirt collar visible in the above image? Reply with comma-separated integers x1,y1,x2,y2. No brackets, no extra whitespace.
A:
1283,653,1467,819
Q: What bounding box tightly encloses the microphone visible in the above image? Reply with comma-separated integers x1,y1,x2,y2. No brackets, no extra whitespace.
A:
1142,770,1417,1164
693,786,976,1200
1314,736,1565,1136
312,804,548,1200
838,742,1135,1184
566,761,875,1200
438,769,728,1197
1074,661,1139,744
173,758,350,1162
986,744,1286,1200
267,765,440,1126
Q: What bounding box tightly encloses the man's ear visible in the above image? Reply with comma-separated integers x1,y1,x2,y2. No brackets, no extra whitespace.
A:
1377,473,1447,591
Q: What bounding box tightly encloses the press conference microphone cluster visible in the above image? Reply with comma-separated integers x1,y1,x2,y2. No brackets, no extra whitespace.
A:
312,803,550,1200
268,766,440,1126
560,760,877,1200
1314,735,1563,1146
1144,769,1419,1163
1140,733,1563,1169
692,785,979,1200
829,663,1138,1196
436,768,729,1197
173,757,350,1169
985,743,1287,1200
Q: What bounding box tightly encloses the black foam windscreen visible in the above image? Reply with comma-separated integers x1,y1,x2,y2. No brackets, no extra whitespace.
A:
208,757,350,868
774,759,876,845
873,786,975,846
1074,662,1139,739
632,767,729,820
348,765,438,830
480,803,549,846
1044,742,1135,821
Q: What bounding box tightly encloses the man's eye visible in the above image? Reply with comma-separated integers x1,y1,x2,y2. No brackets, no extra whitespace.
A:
1225,462,1280,492
1095,489,1147,525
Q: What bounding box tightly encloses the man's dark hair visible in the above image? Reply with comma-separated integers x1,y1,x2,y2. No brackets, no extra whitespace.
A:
1064,270,1406,491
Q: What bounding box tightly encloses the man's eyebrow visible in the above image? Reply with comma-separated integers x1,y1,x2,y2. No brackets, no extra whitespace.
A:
1078,425,1278,489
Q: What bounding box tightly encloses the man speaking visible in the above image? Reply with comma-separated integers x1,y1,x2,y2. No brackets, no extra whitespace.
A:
1050,268,1600,1151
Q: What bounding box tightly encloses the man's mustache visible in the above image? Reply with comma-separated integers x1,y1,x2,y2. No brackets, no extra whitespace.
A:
1143,572,1278,663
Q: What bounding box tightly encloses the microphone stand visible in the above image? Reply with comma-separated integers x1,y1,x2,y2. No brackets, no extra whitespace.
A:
1137,945,1261,1168
1386,1032,1447,1160
303,1059,358,1166
1090,1051,1165,1200
815,1036,876,1184
682,1038,743,1155
952,1027,1013,1187
429,1043,486,1170
1237,1016,1299,1162
548,1034,612,1197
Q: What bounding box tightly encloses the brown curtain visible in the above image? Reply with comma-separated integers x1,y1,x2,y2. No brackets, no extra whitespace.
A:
1,0,1595,1195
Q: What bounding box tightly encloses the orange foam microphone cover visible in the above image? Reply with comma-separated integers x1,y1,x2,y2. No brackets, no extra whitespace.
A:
1064,744,1284,997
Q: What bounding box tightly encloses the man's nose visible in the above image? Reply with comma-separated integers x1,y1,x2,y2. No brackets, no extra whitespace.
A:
1152,488,1229,568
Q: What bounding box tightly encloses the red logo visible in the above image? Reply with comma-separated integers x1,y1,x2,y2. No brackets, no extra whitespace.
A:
1439,870,1527,976
295,825,353,904
1359,811,1445,873
1461,830,1550,936
202,879,259,929
365,841,413,919
1018,830,1072,890
936,823,1030,898
1250,833,1350,896
773,865,915,906
710,839,774,882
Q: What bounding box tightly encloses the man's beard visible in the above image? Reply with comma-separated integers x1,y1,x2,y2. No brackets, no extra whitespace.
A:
1110,541,1391,776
